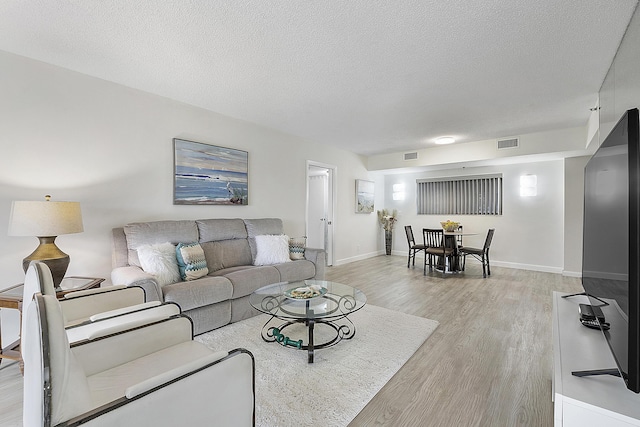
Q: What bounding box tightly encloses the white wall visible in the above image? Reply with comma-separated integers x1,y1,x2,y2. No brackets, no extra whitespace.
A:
0,50,379,290
378,160,567,273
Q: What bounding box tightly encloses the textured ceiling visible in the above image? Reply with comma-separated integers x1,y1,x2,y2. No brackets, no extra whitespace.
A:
0,0,637,156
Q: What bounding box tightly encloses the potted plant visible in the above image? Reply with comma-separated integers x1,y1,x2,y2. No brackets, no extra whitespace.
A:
377,209,398,255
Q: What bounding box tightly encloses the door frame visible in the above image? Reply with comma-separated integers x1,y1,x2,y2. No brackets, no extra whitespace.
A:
306,160,337,266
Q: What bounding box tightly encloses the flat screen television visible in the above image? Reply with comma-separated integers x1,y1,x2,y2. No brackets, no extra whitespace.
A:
582,107,640,392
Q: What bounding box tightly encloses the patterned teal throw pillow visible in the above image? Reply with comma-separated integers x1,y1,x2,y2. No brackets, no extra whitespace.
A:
176,242,209,281
289,237,306,260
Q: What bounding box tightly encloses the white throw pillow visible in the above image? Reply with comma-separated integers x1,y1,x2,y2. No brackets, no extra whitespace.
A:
254,235,291,266
137,242,181,286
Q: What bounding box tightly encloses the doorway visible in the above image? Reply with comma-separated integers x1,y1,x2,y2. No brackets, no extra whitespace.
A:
306,161,336,266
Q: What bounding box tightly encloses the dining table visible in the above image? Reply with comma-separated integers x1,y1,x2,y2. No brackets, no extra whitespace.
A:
426,229,478,273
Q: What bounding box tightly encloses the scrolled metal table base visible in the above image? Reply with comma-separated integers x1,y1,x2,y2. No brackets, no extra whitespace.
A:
260,314,356,363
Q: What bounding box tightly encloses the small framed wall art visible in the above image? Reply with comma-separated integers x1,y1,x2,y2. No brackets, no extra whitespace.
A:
355,179,374,213
174,138,248,205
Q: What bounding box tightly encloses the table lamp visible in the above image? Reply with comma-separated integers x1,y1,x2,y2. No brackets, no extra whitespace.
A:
8,195,84,286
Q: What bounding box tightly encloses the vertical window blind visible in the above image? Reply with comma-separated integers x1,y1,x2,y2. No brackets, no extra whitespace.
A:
416,174,503,215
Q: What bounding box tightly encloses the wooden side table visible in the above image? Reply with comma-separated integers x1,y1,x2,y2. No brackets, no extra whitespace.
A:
0,276,104,366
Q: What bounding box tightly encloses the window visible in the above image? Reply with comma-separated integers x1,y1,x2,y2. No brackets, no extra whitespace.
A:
416,174,503,215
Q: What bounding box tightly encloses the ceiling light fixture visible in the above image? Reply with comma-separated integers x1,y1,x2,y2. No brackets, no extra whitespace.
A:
435,137,455,145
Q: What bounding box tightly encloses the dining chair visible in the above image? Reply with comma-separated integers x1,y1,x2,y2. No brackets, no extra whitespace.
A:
404,225,428,268
460,228,495,278
456,225,464,248
423,228,455,277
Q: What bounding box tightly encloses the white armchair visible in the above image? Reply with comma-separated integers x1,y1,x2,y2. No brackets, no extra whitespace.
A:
22,262,181,344
23,293,255,426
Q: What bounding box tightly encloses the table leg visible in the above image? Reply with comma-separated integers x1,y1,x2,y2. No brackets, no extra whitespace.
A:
308,318,315,363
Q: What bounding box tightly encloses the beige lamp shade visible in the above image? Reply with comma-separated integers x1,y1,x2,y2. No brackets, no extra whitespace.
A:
8,200,83,237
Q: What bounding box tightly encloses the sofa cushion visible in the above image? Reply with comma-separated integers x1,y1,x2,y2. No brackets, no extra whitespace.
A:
124,221,199,267
137,243,181,286
197,219,247,242
162,276,233,312
243,218,284,260
253,235,291,266
200,240,253,272
176,242,209,281
273,260,316,282
212,266,281,298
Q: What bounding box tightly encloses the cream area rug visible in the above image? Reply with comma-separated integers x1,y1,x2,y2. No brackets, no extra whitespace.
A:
195,304,439,426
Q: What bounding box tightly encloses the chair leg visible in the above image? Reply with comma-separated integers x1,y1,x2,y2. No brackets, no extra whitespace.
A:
481,254,487,278
407,250,411,268
486,254,491,276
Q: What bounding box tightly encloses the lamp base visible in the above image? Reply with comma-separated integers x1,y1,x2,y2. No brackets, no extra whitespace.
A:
22,236,70,287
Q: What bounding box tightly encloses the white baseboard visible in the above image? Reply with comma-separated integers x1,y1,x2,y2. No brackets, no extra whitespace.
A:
490,260,563,274
334,251,381,266
334,252,581,278
562,270,582,278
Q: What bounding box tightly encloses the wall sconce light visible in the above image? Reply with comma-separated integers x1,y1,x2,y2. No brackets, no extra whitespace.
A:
393,183,406,201
520,175,537,197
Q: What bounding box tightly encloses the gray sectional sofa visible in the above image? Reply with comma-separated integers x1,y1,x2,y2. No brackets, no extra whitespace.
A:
111,218,325,334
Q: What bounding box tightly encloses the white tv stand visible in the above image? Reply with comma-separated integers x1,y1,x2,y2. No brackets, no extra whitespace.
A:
553,292,640,426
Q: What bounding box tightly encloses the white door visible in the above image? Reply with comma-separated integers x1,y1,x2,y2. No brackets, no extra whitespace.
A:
306,162,335,266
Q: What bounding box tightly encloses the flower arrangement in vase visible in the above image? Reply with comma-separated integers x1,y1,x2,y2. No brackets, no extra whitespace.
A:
377,209,398,255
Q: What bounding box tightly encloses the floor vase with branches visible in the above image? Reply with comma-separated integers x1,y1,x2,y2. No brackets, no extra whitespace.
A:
377,209,398,256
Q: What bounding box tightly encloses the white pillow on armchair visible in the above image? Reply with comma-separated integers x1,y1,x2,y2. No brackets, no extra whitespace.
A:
253,235,291,265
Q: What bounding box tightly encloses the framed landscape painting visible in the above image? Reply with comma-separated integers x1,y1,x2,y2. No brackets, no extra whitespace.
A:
174,139,248,205
356,179,374,213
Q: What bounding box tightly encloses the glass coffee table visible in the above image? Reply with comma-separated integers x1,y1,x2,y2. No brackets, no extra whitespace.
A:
249,280,366,363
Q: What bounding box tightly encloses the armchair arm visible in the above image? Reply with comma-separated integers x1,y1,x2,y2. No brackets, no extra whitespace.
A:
88,301,161,322
304,247,326,279
68,349,255,427
111,266,163,302
63,285,127,299
125,350,229,398
59,286,146,325
65,303,180,344
71,316,194,376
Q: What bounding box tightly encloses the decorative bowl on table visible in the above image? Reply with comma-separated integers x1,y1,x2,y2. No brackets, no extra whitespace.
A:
284,284,327,300
440,220,460,232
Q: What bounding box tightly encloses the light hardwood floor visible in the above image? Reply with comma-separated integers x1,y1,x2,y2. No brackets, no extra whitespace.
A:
328,255,583,427
0,255,582,426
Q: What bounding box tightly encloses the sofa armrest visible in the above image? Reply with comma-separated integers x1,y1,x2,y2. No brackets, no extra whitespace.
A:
304,247,326,279
111,266,163,302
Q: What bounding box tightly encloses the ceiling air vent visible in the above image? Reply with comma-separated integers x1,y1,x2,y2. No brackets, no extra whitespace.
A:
404,152,418,161
497,138,519,150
